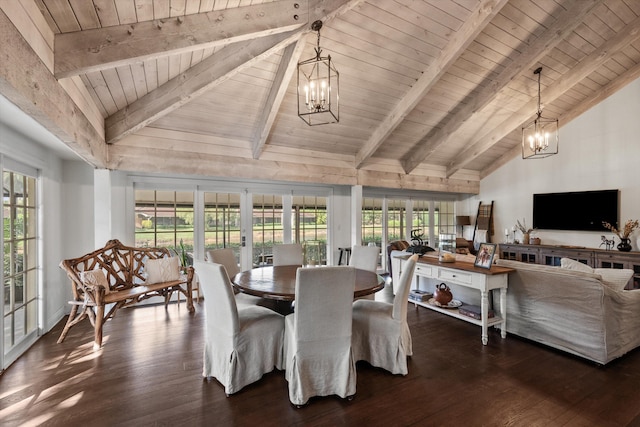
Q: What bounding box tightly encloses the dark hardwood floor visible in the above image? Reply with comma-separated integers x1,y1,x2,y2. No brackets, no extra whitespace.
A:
2,284,640,427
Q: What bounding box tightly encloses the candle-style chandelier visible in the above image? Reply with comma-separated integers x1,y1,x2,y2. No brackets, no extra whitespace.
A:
522,67,558,159
297,20,339,126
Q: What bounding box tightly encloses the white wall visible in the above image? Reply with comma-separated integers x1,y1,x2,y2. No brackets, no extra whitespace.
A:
61,160,95,257
480,77,640,250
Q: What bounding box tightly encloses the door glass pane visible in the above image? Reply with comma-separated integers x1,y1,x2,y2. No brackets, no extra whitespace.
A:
25,269,37,301
13,207,25,239
26,301,37,332
15,240,24,275
25,176,36,207
13,306,25,341
3,278,10,311
26,207,36,238
25,238,36,270
4,314,12,348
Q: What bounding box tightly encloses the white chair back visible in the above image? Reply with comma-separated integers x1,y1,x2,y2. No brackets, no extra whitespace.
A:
206,248,240,279
194,260,239,333
349,245,380,272
285,266,357,405
392,254,419,320
273,243,303,266
294,266,355,340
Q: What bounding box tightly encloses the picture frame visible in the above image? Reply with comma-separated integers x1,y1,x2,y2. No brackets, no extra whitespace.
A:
474,243,496,269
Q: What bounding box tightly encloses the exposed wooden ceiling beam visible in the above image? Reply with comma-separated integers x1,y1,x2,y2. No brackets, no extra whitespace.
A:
446,14,640,178
353,0,509,169
107,143,479,193
0,9,106,167
106,0,366,144
480,60,640,180
252,38,305,159
106,31,298,144
54,1,306,78
401,0,603,174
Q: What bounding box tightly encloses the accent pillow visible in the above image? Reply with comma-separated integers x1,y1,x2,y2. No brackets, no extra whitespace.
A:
145,257,181,284
560,257,594,273
80,269,110,294
594,268,633,291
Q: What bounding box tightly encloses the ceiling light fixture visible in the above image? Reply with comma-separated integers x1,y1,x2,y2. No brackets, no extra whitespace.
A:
522,67,558,159
297,20,339,126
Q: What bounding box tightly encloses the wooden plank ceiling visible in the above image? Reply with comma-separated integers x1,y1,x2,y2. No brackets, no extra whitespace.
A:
29,0,640,192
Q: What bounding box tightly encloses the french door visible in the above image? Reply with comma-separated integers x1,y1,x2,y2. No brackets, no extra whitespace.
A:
3,165,39,368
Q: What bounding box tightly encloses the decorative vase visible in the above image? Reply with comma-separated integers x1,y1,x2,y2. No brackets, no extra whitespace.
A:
523,233,530,245
617,238,632,252
433,283,453,305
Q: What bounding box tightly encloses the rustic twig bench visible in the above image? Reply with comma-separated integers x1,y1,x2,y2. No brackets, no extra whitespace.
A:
57,239,195,349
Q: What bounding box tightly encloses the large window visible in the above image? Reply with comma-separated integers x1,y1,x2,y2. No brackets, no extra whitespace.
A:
361,198,383,246
387,199,406,243
434,201,456,248
204,192,241,258
294,196,327,265
363,196,456,249
135,190,194,254
251,194,328,266
252,194,284,265
3,171,37,356
412,200,431,244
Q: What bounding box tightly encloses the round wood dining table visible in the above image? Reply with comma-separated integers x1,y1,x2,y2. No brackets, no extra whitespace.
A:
232,265,385,302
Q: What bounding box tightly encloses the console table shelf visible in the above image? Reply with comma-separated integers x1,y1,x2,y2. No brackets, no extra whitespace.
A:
398,255,513,345
410,301,505,329
499,243,640,289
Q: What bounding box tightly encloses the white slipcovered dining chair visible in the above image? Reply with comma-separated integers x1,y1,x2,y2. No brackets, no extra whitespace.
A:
193,260,284,396
272,243,304,266
351,254,418,375
206,248,240,278
284,266,357,406
349,245,380,272
206,248,261,305
349,245,380,300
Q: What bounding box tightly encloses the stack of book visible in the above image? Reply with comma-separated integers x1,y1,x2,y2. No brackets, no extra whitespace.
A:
409,289,432,302
458,305,494,320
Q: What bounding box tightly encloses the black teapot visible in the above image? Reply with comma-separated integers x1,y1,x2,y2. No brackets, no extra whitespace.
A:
433,283,452,305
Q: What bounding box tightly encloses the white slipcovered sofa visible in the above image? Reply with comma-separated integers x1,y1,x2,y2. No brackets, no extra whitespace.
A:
495,258,640,365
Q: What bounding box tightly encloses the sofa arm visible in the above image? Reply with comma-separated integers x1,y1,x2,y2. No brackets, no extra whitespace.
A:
603,288,640,359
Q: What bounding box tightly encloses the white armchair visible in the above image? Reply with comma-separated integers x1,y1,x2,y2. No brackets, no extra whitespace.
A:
194,260,284,396
351,254,418,375
284,266,356,406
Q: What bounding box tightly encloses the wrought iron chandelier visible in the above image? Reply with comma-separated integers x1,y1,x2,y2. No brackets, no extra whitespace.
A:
522,67,558,159
297,20,339,126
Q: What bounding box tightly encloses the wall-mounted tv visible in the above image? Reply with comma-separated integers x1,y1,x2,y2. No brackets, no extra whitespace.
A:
533,189,619,232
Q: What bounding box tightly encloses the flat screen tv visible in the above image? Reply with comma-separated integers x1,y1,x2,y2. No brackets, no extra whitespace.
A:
532,189,619,232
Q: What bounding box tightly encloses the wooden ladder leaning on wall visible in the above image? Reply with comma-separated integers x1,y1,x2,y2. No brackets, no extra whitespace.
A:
472,201,494,252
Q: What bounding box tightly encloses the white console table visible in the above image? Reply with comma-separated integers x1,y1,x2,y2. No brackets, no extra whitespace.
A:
399,255,513,345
